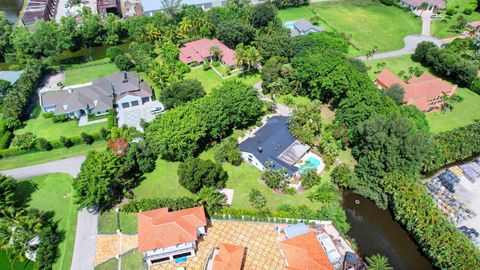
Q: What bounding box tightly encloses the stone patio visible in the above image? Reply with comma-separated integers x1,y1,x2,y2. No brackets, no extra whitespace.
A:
95,233,138,266
151,220,286,270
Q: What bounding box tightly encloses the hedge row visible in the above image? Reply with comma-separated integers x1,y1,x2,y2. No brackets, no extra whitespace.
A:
424,122,480,172
121,197,199,213
0,131,105,158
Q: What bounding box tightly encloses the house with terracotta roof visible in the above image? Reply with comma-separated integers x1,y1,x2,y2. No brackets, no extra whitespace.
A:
205,243,246,270
137,206,207,266
278,231,334,270
179,38,236,67
375,68,457,112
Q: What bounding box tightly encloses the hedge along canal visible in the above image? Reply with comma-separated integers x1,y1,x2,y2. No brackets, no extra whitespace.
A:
342,191,433,270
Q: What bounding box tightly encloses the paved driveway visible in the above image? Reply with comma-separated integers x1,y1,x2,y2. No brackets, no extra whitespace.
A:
356,35,444,61
1,155,98,270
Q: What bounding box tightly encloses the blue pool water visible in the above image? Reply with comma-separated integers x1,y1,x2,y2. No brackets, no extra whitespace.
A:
299,156,321,174
284,22,295,29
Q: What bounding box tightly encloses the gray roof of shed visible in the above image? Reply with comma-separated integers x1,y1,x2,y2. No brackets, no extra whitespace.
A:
0,71,24,85
290,19,325,37
238,116,310,176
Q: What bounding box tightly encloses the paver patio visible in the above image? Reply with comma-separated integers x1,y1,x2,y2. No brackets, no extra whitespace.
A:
95,233,138,266
151,220,286,270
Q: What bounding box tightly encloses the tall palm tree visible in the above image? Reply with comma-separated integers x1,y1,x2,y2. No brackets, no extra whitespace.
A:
366,254,393,270
196,187,226,213
209,45,222,62
235,44,248,72
245,46,262,72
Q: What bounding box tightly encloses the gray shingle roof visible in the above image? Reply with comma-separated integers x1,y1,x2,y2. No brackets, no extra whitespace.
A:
290,19,325,37
0,71,24,85
40,72,152,115
238,116,310,176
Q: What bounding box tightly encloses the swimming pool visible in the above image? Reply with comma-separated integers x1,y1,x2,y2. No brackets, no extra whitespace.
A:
284,22,295,29
299,156,322,174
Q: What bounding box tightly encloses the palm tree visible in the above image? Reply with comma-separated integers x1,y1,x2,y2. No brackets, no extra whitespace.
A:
209,45,222,63
235,44,248,72
196,187,226,213
366,254,393,270
441,93,463,111
245,46,262,72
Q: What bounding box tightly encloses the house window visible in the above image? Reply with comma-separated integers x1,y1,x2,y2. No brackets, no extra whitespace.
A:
150,257,170,264
142,97,150,104
173,252,192,259
131,100,139,107
121,102,130,108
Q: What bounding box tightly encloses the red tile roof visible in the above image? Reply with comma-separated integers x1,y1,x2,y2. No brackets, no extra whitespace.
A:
137,206,207,252
212,243,245,270
179,39,236,66
375,68,457,111
279,232,333,270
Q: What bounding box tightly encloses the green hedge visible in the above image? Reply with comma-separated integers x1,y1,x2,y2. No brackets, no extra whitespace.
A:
424,122,480,172
122,197,199,213
0,131,104,158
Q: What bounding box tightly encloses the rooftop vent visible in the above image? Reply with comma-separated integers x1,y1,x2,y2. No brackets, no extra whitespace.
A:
257,147,263,153
62,104,68,110
67,88,73,93
93,99,98,106
111,83,115,91
122,72,128,83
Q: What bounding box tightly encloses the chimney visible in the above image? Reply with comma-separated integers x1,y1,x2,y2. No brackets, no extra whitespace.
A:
122,72,128,83
257,147,263,153
111,83,115,91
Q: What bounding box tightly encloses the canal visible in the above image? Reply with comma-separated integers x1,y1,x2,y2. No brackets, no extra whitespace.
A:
342,192,434,270
0,0,22,23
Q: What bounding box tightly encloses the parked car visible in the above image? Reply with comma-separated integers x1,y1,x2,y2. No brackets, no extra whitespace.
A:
150,106,164,115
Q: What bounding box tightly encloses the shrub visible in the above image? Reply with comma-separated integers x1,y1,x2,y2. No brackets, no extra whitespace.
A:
261,167,288,190
282,187,297,195
379,0,395,5
100,127,110,140
178,157,228,193
0,131,12,150
463,8,473,15
446,8,457,15
300,170,321,190
80,132,94,145
59,136,74,148
331,163,357,189
203,62,210,70
11,132,37,150
213,137,242,166
249,189,267,210
106,46,123,62
307,182,339,203
107,109,116,129
114,54,133,70
470,77,480,95
212,61,220,67
122,197,198,212
34,138,52,151
42,112,54,119
52,114,69,123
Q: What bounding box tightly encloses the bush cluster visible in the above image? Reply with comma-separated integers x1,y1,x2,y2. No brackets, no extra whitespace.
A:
122,197,198,212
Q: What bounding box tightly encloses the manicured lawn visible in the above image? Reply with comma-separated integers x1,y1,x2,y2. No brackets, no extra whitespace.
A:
426,88,480,133
184,68,261,93
94,258,117,270
15,174,78,270
98,211,137,234
364,55,427,79
278,1,421,56
431,0,480,38
278,6,315,22
120,250,144,269
64,59,119,86
0,249,36,270
276,94,335,123
0,141,106,171
14,110,108,141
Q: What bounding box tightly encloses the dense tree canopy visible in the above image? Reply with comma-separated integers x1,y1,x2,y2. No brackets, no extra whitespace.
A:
160,79,205,109
178,157,228,193
218,20,255,48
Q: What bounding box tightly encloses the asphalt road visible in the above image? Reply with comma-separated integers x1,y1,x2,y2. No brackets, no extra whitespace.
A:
1,155,97,270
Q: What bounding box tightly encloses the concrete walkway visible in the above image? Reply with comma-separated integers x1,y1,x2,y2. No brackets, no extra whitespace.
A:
1,155,98,270
356,35,443,61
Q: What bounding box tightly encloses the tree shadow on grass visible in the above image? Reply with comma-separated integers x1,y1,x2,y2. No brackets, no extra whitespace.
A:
14,180,40,209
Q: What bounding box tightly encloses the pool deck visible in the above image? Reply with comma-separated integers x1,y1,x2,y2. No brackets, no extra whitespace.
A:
297,152,325,174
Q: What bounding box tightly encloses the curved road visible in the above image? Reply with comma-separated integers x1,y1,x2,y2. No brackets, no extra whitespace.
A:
1,155,97,270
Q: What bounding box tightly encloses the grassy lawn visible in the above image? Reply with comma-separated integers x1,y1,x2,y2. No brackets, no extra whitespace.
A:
364,55,427,79
0,250,36,270
278,6,315,21
278,0,421,56
431,0,480,38
426,88,480,133
15,174,77,270
185,68,260,93
64,59,119,86
94,258,117,270
14,110,108,141
120,250,144,269
0,141,106,171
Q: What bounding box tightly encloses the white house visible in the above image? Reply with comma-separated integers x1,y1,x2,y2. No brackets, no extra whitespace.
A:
40,72,153,118
137,206,207,267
